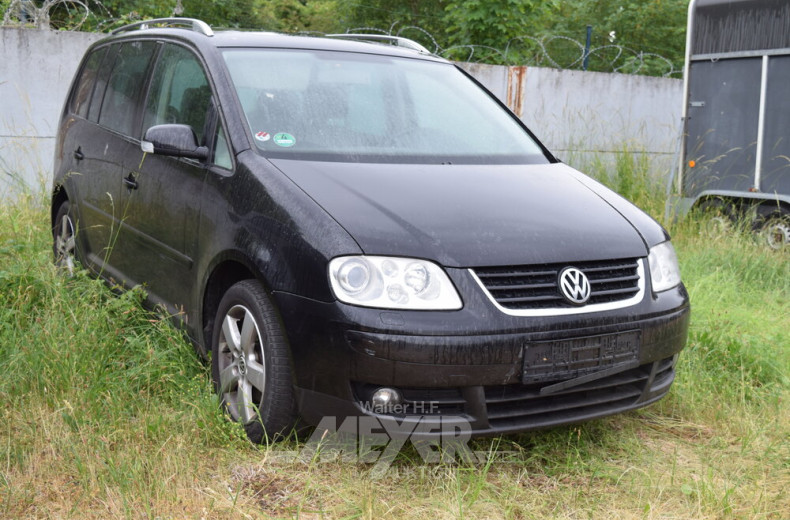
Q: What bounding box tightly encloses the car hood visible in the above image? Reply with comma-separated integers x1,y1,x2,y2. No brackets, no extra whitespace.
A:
271,160,652,267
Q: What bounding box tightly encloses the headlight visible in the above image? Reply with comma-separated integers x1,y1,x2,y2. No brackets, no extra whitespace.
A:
329,256,462,310
648,241,681,292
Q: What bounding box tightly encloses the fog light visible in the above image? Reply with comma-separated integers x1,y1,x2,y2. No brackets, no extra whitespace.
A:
370,387,402,412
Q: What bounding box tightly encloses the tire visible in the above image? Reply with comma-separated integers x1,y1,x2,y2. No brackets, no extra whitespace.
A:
211,280,296,443
756,206,790,250
53,201,77,275
697,198,734,238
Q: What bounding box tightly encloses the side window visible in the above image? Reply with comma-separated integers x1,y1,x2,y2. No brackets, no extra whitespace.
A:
143,44,211,144
98,41,156,137
88,44,120,123
71,47,107,119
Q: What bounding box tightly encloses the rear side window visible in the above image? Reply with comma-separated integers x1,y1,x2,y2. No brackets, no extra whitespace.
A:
71,47,107,119
143,44,211,144
98,41,156,137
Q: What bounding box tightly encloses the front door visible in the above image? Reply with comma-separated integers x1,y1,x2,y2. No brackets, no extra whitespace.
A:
117,43,214,317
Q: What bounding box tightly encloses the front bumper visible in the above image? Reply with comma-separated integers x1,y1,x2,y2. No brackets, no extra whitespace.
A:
274,271,690,438
296,354,678,438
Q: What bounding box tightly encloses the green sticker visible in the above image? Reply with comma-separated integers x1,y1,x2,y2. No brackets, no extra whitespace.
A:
273,132,296,147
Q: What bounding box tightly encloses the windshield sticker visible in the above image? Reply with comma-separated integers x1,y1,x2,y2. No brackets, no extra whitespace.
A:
254,131,270,142
273,132,296,147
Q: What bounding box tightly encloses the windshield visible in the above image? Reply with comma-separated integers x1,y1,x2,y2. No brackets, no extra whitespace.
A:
222,48,550,164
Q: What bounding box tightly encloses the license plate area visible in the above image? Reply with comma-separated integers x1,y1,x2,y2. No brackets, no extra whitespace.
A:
523,331,641,384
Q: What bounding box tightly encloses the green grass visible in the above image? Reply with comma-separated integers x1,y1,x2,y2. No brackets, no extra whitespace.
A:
1,171,788,518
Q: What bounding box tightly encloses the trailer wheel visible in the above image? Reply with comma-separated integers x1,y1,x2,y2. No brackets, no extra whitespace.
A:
697,199,734,238
756,207,790,250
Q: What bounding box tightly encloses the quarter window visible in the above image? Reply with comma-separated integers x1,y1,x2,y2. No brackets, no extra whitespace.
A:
213,124,232,170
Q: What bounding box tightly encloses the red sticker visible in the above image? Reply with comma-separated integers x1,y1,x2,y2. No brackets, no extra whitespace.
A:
255,131,270,142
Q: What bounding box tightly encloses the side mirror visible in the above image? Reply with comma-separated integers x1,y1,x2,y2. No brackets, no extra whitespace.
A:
141,124,209,160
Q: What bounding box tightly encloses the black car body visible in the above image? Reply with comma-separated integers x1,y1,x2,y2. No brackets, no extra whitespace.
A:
52,19,690,441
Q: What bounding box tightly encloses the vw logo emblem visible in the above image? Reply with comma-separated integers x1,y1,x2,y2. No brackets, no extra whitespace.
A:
558,267,591,305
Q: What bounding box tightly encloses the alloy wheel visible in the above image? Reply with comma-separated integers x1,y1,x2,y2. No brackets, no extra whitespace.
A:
54,211,76,274
216,304,267,424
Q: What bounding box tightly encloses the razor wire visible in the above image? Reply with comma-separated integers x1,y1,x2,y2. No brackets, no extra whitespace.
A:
2,3,680,77
2,0,100,30
346,23,680,77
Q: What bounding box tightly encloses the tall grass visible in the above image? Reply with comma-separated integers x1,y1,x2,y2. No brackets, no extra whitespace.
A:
579,145,666,219
0,161,788,518
0,194,253,518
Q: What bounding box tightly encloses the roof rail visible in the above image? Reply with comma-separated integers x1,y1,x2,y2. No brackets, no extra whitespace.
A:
326,33,430,54
111,18,214,37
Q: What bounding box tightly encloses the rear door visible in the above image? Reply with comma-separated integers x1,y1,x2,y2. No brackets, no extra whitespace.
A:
71,41,157,279
60,44,114,265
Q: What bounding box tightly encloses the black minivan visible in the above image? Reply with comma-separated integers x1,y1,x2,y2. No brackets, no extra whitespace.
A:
52,18,690,442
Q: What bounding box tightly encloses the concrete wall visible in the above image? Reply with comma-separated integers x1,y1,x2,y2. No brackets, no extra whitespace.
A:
0,27,682,199
0,28,102,197
458,63,683,175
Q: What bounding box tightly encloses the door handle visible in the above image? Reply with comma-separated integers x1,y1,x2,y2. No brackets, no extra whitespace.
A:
73,147,84,161
123,173,138,190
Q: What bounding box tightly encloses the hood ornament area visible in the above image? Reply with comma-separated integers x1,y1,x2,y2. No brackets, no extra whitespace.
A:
559,267,591,305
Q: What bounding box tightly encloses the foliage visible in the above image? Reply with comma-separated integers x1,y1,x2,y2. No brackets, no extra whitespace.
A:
334,0,688,74
443,0,534,48
252,0,345,33
93,0,260,30
337,0,446,35
97,0,345,32
0,0,344,33
181,0,257,28
328,0,448,51
1,0,688,74
545,0,688,75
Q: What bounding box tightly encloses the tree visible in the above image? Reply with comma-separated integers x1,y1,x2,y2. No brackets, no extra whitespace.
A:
443,0,534,48
441,0,566,65
542,0,687,74
252,0,345,33
338,0,448,50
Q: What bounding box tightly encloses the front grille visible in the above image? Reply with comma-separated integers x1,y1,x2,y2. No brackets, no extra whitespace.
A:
473,258,642,311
